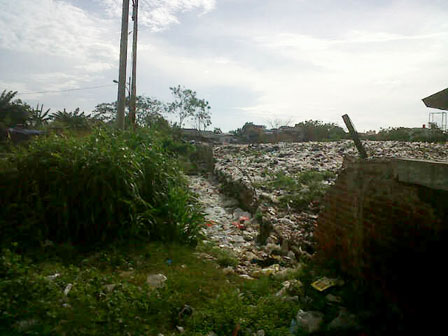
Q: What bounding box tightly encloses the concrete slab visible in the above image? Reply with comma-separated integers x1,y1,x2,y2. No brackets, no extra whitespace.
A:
393,159,448,191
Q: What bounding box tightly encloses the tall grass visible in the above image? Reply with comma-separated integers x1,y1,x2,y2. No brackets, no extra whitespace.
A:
0,128,203,246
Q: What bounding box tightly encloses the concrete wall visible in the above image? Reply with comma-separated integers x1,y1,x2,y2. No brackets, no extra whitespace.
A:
393,158,448,191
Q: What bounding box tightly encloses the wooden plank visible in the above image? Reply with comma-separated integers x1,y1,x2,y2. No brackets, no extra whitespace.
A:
342,114,368,159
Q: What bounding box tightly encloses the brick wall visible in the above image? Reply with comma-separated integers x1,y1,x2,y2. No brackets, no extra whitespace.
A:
316,157,448,323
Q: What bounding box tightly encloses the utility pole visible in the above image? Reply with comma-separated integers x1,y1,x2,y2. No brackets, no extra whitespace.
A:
129,0,139,129
116,0,130,130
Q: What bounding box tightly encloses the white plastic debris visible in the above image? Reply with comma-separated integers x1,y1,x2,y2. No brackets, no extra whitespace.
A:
64,283,73,296
146,274,167,289
47,273,60,280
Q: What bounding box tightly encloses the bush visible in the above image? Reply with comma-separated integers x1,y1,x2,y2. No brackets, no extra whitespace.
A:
0,128,204,246
295,120,347,141
50,108,94,130
0,90,30,128
270,170,335,212
372,127,448,142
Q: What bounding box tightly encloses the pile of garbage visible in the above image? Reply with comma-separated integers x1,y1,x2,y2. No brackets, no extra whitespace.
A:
214,140,448,185
189,176,298,279
214,140,448,251
190,141,448,278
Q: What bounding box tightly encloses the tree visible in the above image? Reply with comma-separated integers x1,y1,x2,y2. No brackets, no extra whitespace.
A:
52,108,92,130
92,96,168,128
0,90,30,127
193,100,211,131
92,101,117,123
28,104,51,128
167,85,211,129
241,122,266,143
295,120,346,141
135,96,167,128
267,117,294,129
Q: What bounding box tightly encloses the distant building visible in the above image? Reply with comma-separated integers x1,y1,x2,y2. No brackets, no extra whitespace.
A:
180,128,238,144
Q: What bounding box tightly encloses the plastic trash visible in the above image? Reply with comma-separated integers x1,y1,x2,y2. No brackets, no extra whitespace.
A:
47,273,60,280
64,283,73,296
146,274,167,289
289,318,298,334
239,216,250,223
311,277,339,292
232,221,245,230
295,310,324,333
178,304,193,319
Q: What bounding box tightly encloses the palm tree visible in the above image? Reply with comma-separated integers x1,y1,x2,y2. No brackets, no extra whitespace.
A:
28,103,51,128
52,108,91,129
0,90,30,127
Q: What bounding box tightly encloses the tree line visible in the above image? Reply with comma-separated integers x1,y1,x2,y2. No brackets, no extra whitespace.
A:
0,85,212,131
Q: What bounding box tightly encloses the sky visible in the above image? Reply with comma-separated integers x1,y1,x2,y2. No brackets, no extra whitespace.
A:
1,0,448,132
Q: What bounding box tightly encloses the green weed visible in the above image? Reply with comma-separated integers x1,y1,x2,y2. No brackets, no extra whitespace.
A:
0,128,204,246
0,242,298,335
214,249,239,268
269,170,335,212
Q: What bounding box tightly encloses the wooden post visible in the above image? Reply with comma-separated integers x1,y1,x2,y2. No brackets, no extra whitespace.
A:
116,0,130,130
129,0,138,129
342,114,368,159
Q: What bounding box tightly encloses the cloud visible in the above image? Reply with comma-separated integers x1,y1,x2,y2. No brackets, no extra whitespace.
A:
98,0,216,32
0,80,29,96
0,1,117,62
31,72,98,90
0,0,118,103
140,0,216,32
138,38,264,91
248,32,447,126
140,14,448,129
1,0,447,132
75,62,115,73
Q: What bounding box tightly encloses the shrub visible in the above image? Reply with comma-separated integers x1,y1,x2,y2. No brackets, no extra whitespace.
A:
295,120,347,141
0,128,203,246
372,126,448,142
0,90,30,128
27,104,51,128
50,108,93,130
270,170,335,212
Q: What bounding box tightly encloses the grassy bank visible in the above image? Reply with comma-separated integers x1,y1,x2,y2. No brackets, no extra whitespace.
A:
0,242,303,335
0,129,403,335
0,128,202,246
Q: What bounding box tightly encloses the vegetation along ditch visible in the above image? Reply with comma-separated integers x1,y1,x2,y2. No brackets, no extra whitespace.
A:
1,88,448,335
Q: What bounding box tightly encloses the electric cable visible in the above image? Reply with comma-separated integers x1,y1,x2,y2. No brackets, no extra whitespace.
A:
17,84,117,95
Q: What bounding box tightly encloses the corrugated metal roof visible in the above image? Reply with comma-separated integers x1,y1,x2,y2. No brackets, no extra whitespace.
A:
422,88,448,110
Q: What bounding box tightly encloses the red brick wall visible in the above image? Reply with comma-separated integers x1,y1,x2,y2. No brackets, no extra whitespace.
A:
316,157,448,331
316,158,444,280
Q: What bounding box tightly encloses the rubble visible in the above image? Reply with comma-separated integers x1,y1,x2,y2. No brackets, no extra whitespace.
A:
294,310,324,333
213,141,448,256
189,175,294,278
214,141,448,189
327,308,359,331
189,141,448,278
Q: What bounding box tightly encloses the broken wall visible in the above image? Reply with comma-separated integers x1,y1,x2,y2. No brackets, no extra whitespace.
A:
316,157,448,328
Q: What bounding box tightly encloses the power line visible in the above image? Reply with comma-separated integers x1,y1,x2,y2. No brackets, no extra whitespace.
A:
17,84,117,95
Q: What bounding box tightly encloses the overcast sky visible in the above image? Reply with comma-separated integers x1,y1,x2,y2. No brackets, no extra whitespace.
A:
1,0,447,131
